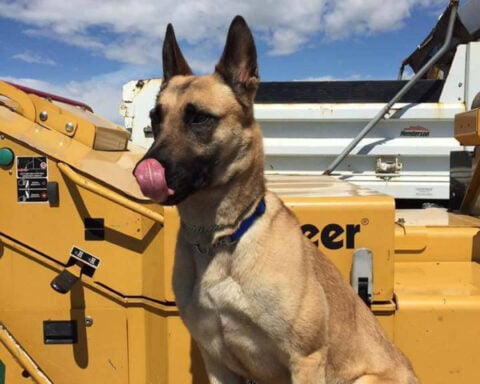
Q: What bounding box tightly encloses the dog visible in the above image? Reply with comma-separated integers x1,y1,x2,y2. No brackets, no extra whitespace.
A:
134,16,419,384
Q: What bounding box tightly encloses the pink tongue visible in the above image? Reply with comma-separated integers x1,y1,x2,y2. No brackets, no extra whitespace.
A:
134,158,174,203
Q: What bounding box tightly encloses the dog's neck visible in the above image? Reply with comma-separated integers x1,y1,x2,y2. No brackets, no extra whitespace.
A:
177,163,265,246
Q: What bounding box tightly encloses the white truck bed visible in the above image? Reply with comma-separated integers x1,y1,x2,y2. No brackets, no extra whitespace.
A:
121,42,480,201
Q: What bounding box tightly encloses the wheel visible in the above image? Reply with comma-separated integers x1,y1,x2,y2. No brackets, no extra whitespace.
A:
471,91,480,110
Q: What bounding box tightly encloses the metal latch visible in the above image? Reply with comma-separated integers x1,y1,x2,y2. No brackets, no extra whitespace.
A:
350,248,373,307
376,156,402,174
143,125,153,137
43,321,78,344
50,246,100,294
50,264,82,294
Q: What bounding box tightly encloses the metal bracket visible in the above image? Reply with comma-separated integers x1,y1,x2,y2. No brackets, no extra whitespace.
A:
376,156,402,174
350,248,373,307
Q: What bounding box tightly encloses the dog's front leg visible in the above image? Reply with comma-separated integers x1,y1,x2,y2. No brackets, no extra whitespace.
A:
290,349,327,384
200,348,245,384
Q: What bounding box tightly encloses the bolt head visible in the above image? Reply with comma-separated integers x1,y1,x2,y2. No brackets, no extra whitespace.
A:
39,111,48,121
65,122,75,132
85,316,93,327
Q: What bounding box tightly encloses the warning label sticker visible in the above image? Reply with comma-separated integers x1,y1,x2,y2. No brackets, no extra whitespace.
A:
70,246,101,269
16,156,49,203
17,156,48,178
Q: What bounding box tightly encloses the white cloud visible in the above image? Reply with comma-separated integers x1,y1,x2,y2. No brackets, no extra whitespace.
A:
0,0,446,62
0,0,447,127
12,51,56,66
323,0,445,40
3,69,143,124
295,74,365,81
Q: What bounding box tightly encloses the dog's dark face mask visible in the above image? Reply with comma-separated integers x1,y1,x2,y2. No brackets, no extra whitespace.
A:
134,96,222,206
134,16,259,206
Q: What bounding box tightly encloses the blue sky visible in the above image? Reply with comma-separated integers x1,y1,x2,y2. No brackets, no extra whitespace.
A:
0,0,450,123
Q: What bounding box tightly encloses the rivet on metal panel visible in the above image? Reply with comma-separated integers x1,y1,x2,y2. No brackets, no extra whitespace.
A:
85,316,94,327
65,122,75,132
39,111,48,121
21,370,31,378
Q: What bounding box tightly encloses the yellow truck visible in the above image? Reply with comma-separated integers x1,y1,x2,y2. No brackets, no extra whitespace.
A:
1,75,480,383
1,3,480,380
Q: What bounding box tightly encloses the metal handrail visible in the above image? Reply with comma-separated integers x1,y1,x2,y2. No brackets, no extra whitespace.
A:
6,81,94,112
0,323,53,384
57,162,164,224
0,80,36,120
324,0,460,175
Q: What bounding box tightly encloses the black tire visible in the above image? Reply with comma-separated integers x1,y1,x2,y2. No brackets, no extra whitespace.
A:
472,92,480,110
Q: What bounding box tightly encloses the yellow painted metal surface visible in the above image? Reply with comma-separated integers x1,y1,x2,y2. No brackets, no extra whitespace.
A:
1,93,480,383
395,208,480,262
0,127,173,301
0,81,36,120
282,193,395,302
0,106,146,200
0,341,37,384
0,81,130,151
395,262,480,384
0,236,205,384
393,208,480,383
56,162,164,224
455,107,480,145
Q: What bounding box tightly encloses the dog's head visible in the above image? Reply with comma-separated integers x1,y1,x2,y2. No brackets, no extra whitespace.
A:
134,16,262,206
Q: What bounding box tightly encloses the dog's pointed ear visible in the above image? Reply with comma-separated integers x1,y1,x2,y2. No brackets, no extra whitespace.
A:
162,24,193,82
215,16,259,103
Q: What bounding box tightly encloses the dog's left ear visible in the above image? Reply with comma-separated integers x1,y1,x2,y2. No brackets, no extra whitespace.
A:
215,16,259,105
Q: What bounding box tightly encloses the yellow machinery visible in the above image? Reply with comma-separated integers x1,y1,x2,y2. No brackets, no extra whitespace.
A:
1,80,480,384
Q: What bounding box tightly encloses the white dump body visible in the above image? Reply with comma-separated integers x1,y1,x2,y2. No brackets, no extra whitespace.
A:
121,42,480,201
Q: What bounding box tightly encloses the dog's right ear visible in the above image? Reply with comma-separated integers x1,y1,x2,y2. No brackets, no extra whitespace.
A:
162,24,193,82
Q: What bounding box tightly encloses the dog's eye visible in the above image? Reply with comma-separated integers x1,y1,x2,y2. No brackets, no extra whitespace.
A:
149,105,163,138
191,112,212,125
184,103,217,130
150,105,162,125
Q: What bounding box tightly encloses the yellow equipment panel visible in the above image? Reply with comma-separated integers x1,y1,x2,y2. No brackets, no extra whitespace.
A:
1,83,480,384
455,107,480,145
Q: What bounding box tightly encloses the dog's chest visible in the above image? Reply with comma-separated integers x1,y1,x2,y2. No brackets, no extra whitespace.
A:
185,252,260,344
179,250,288,379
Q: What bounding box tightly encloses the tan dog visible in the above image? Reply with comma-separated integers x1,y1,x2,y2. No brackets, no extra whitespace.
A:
134,16,419,384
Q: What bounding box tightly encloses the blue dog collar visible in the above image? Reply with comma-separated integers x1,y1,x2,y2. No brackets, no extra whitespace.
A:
230,198,266,242
193,198,266,254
